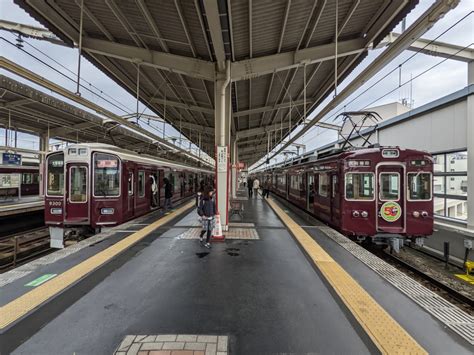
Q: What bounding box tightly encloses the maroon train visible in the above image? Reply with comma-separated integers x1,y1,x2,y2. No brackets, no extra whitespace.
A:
0,165,40,196
44,143,213,248
260,146,433,243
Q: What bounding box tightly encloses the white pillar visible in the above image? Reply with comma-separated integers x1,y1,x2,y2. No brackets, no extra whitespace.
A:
215,64,231,231
39,132,49,197
467,61,474,229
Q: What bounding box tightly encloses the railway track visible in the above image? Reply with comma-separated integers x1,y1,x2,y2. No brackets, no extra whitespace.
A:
369,246,474,312
0,227,51,271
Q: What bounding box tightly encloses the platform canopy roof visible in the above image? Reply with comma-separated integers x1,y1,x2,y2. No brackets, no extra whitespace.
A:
15,0,419,165
0,75,206,167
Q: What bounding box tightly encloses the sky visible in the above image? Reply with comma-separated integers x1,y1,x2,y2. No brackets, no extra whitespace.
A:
0,0,473,166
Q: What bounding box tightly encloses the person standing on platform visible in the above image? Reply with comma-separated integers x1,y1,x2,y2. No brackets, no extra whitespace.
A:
262,178,270,198
253,177,260,198
197,186,216,249
247,176,253,198
164,177,173,212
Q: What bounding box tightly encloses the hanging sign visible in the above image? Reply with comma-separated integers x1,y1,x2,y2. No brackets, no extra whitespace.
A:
217,146,228,172
2,153,21,165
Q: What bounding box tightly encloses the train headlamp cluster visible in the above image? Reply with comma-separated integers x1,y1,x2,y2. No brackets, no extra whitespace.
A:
412,211,429,218
50,208,62,215
101,208,115,215
352,210,368,218
348,160,371,167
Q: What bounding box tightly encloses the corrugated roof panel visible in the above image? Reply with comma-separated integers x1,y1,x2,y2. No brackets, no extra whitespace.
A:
230,0,250,60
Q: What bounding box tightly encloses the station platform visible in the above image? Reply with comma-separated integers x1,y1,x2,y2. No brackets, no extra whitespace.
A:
0,195,44,217
0,195,473,354
425,222,474,264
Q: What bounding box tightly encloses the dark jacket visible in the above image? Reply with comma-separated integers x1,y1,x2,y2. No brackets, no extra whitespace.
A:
199,196,216,217
164,182,173,198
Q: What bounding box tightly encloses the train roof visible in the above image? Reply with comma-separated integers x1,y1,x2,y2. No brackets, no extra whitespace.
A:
261,146,431,172
47,143,213,174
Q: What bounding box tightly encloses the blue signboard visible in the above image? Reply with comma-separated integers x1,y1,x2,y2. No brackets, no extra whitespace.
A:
2,153,22,165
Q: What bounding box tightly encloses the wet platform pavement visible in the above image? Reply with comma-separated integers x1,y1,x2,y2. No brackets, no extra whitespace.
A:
1,194,473,354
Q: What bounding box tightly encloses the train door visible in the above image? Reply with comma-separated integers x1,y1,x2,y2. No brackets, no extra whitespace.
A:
65,163,89,223
306,173,314,211
376,164,405,233
124,167,135,220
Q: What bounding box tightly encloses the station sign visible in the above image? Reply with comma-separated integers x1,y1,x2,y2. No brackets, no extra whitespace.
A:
217,146,228,172
2,152,21,166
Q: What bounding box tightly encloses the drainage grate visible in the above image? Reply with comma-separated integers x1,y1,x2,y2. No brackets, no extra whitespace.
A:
318,226,474,345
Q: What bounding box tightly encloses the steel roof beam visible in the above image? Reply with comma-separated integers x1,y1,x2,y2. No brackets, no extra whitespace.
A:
231,38,366,81
150,98,214,115
380,32,474,62
203,0,226,71
233,98,309,118
0,98,34,108
236,123,283,139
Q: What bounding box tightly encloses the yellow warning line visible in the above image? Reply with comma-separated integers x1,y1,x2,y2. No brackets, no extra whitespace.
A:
0,201,194,329
266,198,427,355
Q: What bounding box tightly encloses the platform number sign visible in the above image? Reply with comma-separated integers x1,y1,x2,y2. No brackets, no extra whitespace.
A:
2,153,21,165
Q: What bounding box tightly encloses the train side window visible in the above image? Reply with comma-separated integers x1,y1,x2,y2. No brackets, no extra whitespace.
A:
345,173,374,200
408,173,432,201
128,173,134,196
138,171,145,197
22,173,33,184
379,173,400,201
318,173,329,197
70,166,87,203
47,153,64,196
332,175,337,198
94,153,120,197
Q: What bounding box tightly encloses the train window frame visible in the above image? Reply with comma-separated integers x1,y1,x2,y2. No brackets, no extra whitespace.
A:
344,172,375,201
407,172,432,201
46,152,65,197
128,172,134,196
138,170,146,197
379,172,401,202
92,152,121,199
318,173,329,197
69,166,88,204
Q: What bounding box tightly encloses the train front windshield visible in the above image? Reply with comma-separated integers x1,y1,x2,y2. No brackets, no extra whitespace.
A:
94,153,120,197
47,153,64,196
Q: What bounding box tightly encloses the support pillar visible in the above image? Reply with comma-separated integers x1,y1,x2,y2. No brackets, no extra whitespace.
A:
231,137,238,198
214,62,231,231
467,60,474,230
39,132,49,197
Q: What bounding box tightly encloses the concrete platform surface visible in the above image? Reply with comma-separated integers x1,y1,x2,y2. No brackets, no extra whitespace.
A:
2,197,472,354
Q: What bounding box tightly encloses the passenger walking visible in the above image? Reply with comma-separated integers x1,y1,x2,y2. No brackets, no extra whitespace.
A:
247,176,253,198
197,186,216,249
262,178,270,198
253,178,260,198
163,177,173,212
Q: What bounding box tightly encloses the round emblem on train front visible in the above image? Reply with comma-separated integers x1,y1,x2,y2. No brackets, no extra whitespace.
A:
380,201,402,222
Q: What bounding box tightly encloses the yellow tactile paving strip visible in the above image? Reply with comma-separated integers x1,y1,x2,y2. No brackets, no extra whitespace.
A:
266,198,427,355
0,201,194,330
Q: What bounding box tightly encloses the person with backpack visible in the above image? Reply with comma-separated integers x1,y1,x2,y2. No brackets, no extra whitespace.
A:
197,185,216,249
163,177,173,212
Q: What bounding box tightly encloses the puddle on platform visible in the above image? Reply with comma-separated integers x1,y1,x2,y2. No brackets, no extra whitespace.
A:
196,252,210,258
225,247,240,256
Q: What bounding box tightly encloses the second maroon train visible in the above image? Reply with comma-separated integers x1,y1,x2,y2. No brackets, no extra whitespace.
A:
257,146,433,244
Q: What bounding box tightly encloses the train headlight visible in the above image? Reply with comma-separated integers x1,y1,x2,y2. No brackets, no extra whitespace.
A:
352,211,360,217
50,208,62,215
361,211,368,218
101,208,115,215
412,211,420,218
421,211,428,218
